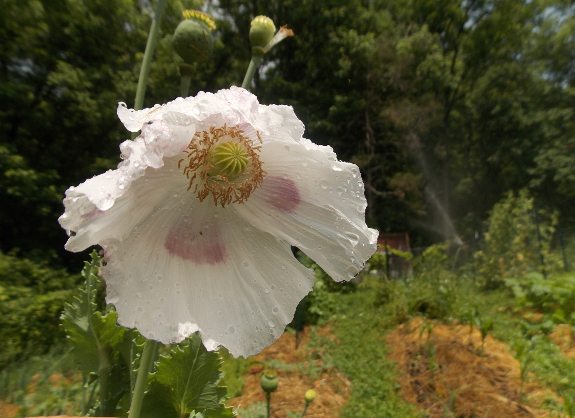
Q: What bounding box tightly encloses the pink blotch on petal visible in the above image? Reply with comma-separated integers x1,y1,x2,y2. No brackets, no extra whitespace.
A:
263,176,301,213
81,208,104,220
165,219,227,265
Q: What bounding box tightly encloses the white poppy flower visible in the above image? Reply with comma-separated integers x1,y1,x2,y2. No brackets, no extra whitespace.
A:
59,87,378,357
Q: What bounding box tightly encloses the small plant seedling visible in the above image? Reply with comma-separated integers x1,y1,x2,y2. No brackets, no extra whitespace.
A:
467,307,479,347
440,386,465,418
564,396,575,418
426,342,438,384
480,319,494,356
418,318,435,348
514,340,534,403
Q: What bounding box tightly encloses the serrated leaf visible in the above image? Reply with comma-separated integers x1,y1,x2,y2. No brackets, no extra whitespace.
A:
61,251,125,375
141,333,234,418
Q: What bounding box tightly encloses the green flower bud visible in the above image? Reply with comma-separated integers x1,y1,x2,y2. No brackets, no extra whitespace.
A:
173,10,216,64
260,370,278,394
305,389,316,403
250,16,276,48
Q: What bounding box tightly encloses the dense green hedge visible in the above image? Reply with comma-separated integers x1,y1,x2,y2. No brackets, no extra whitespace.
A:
0,252,80,369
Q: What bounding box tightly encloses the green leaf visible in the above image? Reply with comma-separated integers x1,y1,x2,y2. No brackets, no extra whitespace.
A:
141,333,234,418
61,251,125,375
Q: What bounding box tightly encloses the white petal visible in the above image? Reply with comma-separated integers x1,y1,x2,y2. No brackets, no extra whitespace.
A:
235,140,378,282
101,199,315,357
117,88,305,146
59,124,189,252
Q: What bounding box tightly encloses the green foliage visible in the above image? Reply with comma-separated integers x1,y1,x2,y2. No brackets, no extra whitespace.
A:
514,339,535,402
0,345,85,417
62,251,133,416
141,334,234,418
218,348,251,399
234,402,266,418
0,249,79,291
0,251,80,369
363,247,413,279
413,243,451,278
475,189,560,289
296,254,356,326
371,243,457,322
506,271,575,320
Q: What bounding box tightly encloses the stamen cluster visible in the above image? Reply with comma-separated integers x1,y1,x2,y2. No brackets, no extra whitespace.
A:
179,125,265,206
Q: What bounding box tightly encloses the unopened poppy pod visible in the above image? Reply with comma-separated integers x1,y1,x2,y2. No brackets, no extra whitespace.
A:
59,87,378,357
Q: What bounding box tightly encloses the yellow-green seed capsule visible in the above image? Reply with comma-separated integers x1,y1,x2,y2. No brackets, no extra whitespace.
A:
250,16,276,48
207,142,249,181
305,389,316,403
260,370,278,393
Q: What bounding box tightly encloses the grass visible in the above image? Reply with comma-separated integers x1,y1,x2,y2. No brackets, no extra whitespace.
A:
0,344,84,417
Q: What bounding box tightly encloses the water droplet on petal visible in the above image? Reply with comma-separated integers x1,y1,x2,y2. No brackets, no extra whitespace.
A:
264,289,270,294
137,306,144,312
136,292,143,299
272,307,279,314
346,232,360,246
229,325,236,333
268,321,275,328
346,265,359,276
319,180,329,189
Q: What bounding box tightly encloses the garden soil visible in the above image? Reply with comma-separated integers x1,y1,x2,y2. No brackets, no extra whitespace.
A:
387,317,562,417
228,326,350,418
549,324,575,359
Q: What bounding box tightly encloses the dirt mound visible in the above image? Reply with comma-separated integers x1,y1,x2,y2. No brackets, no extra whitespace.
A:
228,326,350,418
387,317,560,417
549,325,575,359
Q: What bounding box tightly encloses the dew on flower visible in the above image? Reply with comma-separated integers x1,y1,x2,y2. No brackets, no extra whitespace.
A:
346,232,360,245
346,265,360,276
59,87,378,357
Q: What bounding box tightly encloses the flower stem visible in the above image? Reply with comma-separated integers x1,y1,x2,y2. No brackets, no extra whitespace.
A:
241,55,263,90
265,392,271,418
131,0,168,138
300,402,310,418
181,73,192,97
128,339,160,418
179,64,196,98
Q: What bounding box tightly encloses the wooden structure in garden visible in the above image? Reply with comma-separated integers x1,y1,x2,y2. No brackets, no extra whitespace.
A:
377,232,412,278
